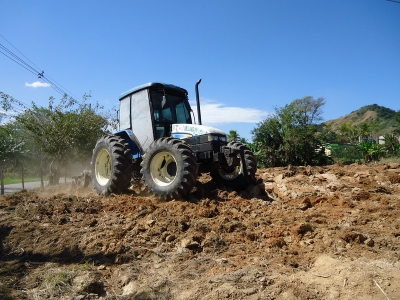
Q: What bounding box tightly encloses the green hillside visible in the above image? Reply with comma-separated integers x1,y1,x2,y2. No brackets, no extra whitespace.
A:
324,104,400,137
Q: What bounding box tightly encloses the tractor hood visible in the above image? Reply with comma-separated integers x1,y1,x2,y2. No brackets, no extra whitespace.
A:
171,124,227,140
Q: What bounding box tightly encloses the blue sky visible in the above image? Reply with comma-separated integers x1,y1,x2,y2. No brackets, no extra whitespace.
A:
1,0,399,141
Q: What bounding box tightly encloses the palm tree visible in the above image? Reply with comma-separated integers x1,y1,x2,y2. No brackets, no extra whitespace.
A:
228,130,240,142
240,137,248,144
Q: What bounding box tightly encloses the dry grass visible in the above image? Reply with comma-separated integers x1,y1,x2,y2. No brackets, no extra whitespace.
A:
23,262,94,300
380,157,400,164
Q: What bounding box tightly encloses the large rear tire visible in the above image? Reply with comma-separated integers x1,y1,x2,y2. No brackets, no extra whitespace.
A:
210,142,257,190
140,137,197,200
91,135,133,195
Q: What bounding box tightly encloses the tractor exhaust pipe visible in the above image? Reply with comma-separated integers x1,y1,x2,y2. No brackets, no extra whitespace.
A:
195,79,202,125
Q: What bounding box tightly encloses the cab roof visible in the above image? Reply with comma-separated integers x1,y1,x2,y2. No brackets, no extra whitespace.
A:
119,82,188,100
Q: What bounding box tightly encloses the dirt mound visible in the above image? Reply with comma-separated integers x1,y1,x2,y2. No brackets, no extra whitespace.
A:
1,163,400,299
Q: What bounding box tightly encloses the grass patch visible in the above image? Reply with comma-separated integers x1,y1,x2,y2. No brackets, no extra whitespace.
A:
2,176,42,185
26,263,79,299
329,143,362,164
380,157,400,164
0,266,14,275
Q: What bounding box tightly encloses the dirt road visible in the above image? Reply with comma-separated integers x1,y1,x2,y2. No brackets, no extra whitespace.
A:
1,162,400,299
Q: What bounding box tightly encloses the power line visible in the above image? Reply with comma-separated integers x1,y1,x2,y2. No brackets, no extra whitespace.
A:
40,74,67,95
41,72,77,99
0,44,39,75
0,35,69,96
0,34,42,72
0,34,79,100
0,42,66,96
0,35,71,97
0,47,38,76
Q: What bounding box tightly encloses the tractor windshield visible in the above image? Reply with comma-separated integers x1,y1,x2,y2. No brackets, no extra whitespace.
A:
150,89,192,138
150,90,192,124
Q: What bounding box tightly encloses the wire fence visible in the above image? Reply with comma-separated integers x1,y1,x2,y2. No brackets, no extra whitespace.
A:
0,165,81,195
0,167,45,195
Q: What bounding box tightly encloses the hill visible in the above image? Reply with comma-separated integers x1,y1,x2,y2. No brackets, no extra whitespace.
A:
324,104,400,137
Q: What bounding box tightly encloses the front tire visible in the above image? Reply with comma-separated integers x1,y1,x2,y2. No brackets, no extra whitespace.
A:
210,142,257,190
140,137,197,200
91,135,133,195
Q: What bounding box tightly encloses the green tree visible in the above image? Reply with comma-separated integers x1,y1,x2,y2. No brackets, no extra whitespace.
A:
251,96,332,167
0,123,26,168
382,133,400,157
228,130,240,142
359,121,378,140
357,141,385,163
1,92,113,183
395,111,400,124
337,123,360,144
239,137,248,144
337,121,379,144
251,117,284,167
317,123,337,144
285,96,325,126
335,121,390,163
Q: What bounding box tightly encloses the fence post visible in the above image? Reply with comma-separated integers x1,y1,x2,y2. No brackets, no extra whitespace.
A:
40,148,44,188
21,168,25,190
1,169,4,195
40,165,44,188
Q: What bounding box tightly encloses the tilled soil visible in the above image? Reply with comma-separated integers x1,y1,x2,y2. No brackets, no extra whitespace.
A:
1,163,400,300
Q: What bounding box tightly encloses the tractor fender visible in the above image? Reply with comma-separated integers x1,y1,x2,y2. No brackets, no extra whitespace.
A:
114,129,143,159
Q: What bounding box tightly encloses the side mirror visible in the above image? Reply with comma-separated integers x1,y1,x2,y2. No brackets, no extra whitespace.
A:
162,95,167,108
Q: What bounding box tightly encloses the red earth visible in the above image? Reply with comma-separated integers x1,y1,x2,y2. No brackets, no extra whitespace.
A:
1,162,400,299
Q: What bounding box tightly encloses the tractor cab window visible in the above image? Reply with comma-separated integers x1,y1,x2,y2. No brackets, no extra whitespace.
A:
150,90,192,138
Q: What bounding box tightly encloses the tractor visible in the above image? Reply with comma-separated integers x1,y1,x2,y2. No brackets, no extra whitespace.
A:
91,80,257,199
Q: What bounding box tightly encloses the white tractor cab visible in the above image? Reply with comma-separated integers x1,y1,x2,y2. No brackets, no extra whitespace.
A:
91,80,256,199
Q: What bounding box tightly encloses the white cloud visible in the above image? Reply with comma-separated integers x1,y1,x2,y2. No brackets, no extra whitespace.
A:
0,110,17,124
190,99,270,125
25,81,51,88
0,109,16,116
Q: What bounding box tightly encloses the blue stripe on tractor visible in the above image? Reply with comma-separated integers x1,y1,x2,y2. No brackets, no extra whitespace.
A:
114,130,142,159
